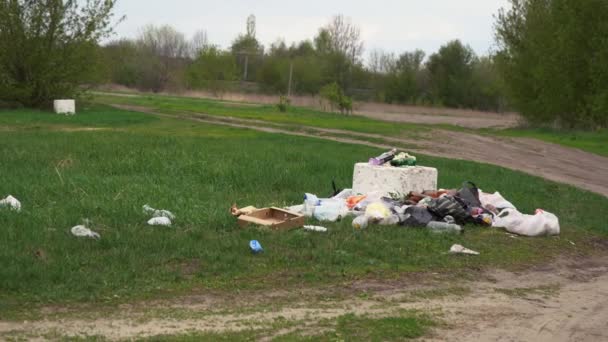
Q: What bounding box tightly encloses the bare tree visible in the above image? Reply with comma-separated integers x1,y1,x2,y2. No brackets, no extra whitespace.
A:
323,15,364,63
138,25,190,59
190,29,209,58
137,25,190,91
368,49,396,74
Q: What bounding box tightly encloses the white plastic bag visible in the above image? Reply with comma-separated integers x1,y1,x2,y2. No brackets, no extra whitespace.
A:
313,199,348,222
143,204,175,220
492,208,560,237
0,195,21,212
148,217,172,226
71,225,100,239
479,191,516,210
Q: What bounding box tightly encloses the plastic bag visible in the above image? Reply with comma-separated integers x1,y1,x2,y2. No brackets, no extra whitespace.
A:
143,204,175,220
0,195,21,212
492,208,560,237
479,191,516,211
313,199,348,222
148,217,172,226
71,225,100,239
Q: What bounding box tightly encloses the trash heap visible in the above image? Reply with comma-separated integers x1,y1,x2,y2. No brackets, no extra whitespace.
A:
232,149,561,238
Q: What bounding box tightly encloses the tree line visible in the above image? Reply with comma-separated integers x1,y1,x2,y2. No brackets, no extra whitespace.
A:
1,0,606,128
100,15,508,112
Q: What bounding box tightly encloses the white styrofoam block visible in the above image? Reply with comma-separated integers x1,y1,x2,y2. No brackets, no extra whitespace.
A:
54,99,76,115
352,163,438,196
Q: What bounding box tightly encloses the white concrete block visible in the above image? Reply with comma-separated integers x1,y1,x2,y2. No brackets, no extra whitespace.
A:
352,163,438,196
54,99,76,115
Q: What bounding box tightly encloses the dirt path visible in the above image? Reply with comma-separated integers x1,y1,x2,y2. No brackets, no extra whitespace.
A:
95,88,521,129
112,105,608,196
2,254,607,341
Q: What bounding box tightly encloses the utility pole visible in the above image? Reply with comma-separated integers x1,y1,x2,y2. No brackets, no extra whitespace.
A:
243,54,249,81
287,60,293,97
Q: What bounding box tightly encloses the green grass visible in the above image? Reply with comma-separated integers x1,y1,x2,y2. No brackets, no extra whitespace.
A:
1,106,607,316
94,92,608,157
92,92,434,137
495,127,608,157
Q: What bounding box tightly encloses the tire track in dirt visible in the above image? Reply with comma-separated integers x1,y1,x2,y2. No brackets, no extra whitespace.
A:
2,254,607,341
111,104,608,197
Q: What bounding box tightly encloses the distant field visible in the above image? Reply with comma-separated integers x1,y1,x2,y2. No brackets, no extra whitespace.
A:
1,105,606,316
495,128,608,157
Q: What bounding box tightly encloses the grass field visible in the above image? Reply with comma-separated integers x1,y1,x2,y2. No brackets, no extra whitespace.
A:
94,92,608,157
1,105,607,331
495,127,608,157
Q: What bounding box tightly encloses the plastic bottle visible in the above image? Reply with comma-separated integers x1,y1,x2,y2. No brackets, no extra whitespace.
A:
426,221,463,233
352,215,369,229
303,193,320,217
250,240,263,254
369,149,397,166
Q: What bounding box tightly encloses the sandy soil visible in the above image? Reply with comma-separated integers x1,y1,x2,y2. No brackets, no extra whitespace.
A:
112,105,608,197
2,253,606,341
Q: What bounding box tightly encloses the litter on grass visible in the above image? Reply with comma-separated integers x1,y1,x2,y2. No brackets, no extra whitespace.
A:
231,148,561,240
449,244,480,255
0,195,21,212
148,217,172,226
71,225,100,239
143,204,175,220
250,240,263,254
304,225,328,232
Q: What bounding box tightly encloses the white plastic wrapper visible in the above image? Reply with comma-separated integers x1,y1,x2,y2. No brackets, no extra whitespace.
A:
71,225,100,239
449,244,479,255
148,217,172,226
0,195,21,212
143,204,175,220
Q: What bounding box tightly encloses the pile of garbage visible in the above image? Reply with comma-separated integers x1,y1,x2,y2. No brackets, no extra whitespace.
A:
234,149,561,239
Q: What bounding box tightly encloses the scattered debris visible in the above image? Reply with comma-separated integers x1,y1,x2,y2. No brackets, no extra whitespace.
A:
143,204,175,220
0,195,21,212
449,244,480,255
237,207,304,230
148,217,172,226
230,204,258,217
249,240,263,254
71,225,100,239
303,225,328,232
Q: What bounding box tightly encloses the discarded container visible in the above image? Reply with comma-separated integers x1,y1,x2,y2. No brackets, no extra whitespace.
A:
304,225,328,232
303,193,320,217
238,207,305,230
313,199,348,222
369,149,397,166
250,240,263,254
0,195,21,212
352,215,369,229
427,221,463,233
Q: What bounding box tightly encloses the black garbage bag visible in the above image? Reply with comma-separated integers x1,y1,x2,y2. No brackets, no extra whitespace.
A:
456,181,482,208
400,206,438,227
427,195,472,224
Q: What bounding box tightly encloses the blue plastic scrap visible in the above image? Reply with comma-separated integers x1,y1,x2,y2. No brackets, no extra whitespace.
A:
249,240,263,254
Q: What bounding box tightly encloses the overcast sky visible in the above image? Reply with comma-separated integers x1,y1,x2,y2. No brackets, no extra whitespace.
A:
111,0,511,59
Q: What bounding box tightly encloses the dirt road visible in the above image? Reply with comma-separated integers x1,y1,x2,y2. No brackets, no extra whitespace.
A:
112,105,608,196
2,253,606,340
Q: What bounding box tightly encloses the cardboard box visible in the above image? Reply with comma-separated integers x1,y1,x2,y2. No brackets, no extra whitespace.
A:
237,207,305,230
